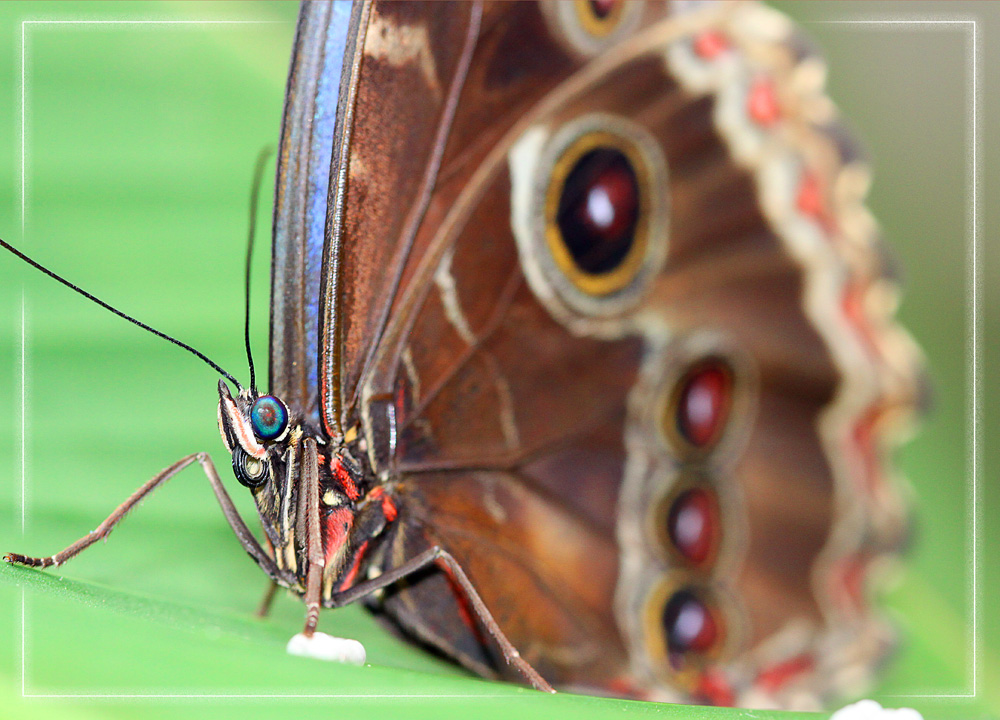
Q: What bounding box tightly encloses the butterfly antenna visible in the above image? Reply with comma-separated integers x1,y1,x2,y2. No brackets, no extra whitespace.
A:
0,237,242,391
244,146,274,395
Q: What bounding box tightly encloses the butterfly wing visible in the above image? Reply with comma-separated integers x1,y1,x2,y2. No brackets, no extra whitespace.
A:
271,0,359,427
297,0,922,707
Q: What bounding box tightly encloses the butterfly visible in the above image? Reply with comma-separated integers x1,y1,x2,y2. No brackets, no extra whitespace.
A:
3,0,924,709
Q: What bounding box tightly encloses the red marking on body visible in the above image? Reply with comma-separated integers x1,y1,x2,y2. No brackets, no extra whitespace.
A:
747,77,781,126
757,654,814,693
324,507,354,565
693,30,729,59
695,669,735,706
332,457,360,500
368,486,398,522
337,540,369,592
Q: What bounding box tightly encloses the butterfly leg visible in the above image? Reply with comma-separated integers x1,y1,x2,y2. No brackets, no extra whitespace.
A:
5,453,292,589
326,546,556,693
256,581,280,618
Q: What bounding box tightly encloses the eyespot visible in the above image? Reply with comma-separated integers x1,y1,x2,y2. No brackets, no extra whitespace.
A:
664,358,733,453
232,446,268,489
250,395,289,441
662,587,721,663
653,482,721,568
643,578,729,681
510,114,669,326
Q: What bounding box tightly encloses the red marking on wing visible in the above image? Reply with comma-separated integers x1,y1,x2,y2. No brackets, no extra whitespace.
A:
695,669,735,706
435,557,486,648
756,654,815,693
693,30,729,60
747,77,781,126
332,457,360,501
604,676,650,700
796,171,837,234
324,507,354,565
852,407,884,492
841,284,880,355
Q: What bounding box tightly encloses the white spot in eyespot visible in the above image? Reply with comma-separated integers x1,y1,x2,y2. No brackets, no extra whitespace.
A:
687,384,714,429
587,186,615,230
287,632,366,665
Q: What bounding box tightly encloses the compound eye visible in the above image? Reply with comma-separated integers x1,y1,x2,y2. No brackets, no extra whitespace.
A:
250,395,288,441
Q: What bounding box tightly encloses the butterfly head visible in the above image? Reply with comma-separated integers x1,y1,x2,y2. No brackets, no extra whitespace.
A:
216,379,292,490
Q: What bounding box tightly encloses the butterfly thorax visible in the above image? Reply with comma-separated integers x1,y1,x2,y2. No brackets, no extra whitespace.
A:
216,381,395,598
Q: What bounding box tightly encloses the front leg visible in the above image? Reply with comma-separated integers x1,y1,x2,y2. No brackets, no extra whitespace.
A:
6,452,294,589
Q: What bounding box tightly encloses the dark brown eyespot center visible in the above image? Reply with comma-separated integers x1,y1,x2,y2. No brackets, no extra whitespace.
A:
557,147,639,275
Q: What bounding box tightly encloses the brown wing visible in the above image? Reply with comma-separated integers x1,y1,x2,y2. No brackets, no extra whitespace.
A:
319,0,483,438
329,0,920,707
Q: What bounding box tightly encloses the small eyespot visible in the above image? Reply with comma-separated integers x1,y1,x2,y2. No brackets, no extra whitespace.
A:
250,395,289,441
665,359,733,452
655,484,721,568
662,587,721,665
232,446,268,489
541,0,642,58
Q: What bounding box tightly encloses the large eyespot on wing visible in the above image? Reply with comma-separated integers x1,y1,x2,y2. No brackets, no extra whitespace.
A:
510,114,669,330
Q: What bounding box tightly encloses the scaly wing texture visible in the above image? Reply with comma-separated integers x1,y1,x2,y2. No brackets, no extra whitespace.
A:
311,0,921,708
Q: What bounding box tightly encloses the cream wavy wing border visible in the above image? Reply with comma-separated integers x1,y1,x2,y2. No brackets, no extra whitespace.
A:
611,0,925,709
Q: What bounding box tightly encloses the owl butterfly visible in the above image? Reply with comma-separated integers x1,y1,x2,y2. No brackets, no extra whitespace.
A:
3,0,924,710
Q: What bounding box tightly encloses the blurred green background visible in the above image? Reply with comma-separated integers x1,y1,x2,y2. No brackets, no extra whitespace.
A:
0,2,995,719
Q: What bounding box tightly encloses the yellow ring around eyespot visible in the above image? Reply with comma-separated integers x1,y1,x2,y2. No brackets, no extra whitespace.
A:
573,0,626,39
642,576,728,690
544,130,652,297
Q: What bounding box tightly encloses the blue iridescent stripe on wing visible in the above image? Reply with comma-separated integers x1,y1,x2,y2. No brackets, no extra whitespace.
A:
270,1,353,427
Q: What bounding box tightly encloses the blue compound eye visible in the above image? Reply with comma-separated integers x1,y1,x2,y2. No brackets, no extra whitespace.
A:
250,395,288,441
